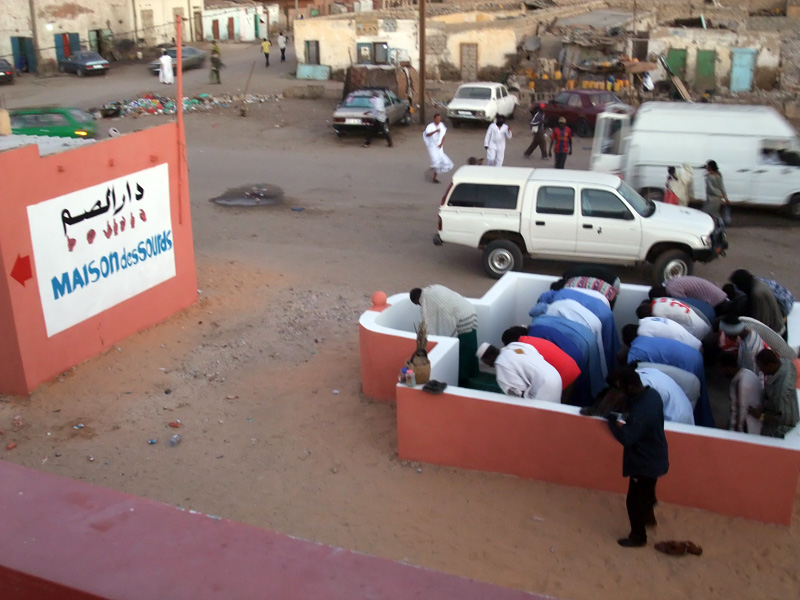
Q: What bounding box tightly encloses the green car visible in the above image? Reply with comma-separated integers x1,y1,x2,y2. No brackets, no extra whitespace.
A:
9,106,98,138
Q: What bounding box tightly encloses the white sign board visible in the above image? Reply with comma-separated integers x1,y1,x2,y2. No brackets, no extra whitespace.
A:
27,163,176,337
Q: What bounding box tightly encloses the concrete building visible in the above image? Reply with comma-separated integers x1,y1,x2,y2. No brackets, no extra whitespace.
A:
133,1,204,45
293,1,606,77
203,1,272,42
1,0,135,73
649,26,782,92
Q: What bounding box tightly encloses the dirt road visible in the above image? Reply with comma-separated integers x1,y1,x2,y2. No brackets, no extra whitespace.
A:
2,42,799,600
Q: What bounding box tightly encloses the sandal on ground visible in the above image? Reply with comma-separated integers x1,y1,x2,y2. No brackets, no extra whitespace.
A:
655,540,687,556
684,541,703,556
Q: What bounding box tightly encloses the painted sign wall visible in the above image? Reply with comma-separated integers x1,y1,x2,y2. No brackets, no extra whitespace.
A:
28,164,176,337
0,123,197,395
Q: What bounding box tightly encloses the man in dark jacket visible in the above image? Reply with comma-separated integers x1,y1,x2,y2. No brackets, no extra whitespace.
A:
523,103,548,160
605,367,669,548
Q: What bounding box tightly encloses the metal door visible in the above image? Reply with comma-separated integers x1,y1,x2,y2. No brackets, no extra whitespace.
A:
666,48,688,78
172,7,187,40
305,41,319,65
694,49,716,92
460,43,478,81
212,19,220,41
89,30,99,53
194,12,203,41
730,48,756,93
227,17,235,40
54,34,66,60
141,10,155,47
576,187,641,259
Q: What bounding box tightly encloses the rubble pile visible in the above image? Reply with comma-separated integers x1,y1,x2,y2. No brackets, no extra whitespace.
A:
92,92,282,119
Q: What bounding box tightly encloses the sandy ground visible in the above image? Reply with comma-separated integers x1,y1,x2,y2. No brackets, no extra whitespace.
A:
2,42,800,600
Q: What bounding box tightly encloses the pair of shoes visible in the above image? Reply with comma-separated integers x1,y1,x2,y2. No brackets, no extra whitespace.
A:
618,537,646,548
422,380,448,394
654,540,702,556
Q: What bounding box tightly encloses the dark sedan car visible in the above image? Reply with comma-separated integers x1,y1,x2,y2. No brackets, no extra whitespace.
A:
0,58,14,84
539,90,630,137
57,51,110,77
148,47,208,74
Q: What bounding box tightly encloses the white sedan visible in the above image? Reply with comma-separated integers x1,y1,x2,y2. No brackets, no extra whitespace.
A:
446,82,518,127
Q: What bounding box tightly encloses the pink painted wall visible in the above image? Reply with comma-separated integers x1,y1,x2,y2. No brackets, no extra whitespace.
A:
359,323,437,401
0,461,549,600
0,124,197,395
397,386,800,525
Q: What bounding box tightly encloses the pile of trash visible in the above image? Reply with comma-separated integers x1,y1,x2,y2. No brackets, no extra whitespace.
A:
91,92,282,119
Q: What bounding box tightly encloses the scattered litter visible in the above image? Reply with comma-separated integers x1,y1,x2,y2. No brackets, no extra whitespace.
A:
291,207,305,212
417,468,422,473
216,454,224,459
168,434,182,447
332,389,340,395
54,451,62,457
91,92,282,119
246,418,253,423
88,455,94,462
12,415,23,428
148,439,158,445
225,394,237,400
164,388,172,395
73,423,85,430
532,516,545,522
6,442,17,450
168,421,181,428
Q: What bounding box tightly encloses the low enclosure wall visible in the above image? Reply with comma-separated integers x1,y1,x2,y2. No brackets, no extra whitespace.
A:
359,273,800,524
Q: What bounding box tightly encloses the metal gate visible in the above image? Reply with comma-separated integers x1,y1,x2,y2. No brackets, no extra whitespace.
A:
194,11,203,41
227,17,235,40
460,43,478,81
666,48,688,78
212,19,220,41
694,49,716,91
730,48,757,93
141,9,155,47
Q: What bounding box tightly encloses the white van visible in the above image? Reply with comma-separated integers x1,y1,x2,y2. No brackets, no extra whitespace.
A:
590,102,800,217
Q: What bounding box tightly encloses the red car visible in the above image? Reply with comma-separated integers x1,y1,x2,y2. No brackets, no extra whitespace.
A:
538,90,629,138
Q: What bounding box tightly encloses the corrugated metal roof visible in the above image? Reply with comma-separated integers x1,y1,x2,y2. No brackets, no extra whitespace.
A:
0,135,96,156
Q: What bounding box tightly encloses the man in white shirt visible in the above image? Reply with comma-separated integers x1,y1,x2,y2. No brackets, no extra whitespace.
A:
625,318,702,352
636,367,695,425
423,113,453,183
484,115,512,166
277,31,287,62
477,342,562,403
637,297,711,340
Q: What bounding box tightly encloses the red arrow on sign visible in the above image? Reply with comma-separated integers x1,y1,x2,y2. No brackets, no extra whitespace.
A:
10,255,32,287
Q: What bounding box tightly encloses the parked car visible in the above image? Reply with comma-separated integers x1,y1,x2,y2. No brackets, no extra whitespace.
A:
9,106,98,138
447,82,518,127
332,88,411,138
432,166,727,283
541,90,629,137
57,51,109,77
0,59,14,84
148,47,208,74
590,102,800,217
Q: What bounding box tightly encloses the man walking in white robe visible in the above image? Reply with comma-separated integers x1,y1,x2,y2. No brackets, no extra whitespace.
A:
158,50,174,84
484,115,512,166
423,113,453,183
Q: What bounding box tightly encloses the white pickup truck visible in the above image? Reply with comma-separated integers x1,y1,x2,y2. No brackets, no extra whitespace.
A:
433,166,728,284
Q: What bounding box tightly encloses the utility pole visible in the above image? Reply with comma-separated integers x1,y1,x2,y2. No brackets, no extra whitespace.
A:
28,0,42,74
419,0,426,124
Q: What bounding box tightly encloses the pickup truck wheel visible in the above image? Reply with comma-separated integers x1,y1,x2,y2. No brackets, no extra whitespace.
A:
785,194,800,219
653,249,693,285
401,109,411,125
482,240,523,279
575,118,591,138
